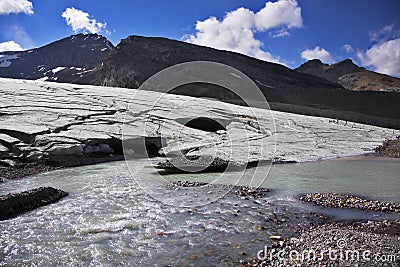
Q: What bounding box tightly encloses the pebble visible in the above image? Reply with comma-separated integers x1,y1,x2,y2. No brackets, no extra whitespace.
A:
300,192,400,213
241,220,400,266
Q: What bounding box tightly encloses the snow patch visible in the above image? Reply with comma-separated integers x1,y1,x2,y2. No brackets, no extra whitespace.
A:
51,67,66,74
0,54,19,68
69,67,83,71
76,68,95,75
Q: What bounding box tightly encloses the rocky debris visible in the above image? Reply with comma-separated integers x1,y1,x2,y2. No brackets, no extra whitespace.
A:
155,156,236,173
0,187,68,220
374,139,400,158
300,193,400,213
0,162,56,181
167,181,271,199
167,181,209,189
233,186,270,198
241,220,400,266
0,154,125,180
0,78,399,176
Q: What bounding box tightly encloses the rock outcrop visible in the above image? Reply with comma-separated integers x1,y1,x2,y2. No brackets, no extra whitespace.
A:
0,187,68,220
0,78,399,169
296,59,400,92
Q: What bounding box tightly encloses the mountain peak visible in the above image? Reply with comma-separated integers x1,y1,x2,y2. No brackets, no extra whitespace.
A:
0,34,114,83
332,59,359,69
296,58,400,91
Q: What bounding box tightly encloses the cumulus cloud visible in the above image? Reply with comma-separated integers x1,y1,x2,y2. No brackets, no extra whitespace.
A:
358,38,400,77
0,41,23,52
301,46,334,63
62,7,107,34
185,0,303,64
341,44,353,53
0,0,33,15
254,0,303,30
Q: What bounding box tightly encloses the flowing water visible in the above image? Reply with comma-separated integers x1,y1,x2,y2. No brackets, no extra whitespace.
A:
0,159,399,266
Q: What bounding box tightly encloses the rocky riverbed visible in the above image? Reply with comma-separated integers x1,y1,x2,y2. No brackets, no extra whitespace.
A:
300,193,400,213
242,220,400,266
375,139,400,158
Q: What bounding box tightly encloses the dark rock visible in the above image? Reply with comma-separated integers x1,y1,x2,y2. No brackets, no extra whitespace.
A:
0,187,68,220
155,155,236,173
156,156,270,174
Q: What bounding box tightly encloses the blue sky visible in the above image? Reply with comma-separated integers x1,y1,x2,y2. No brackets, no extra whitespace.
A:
0,0,399,76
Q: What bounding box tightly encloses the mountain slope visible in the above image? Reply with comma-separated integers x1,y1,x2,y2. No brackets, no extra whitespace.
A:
94,35,400,128
0,34,113,83
296,59,400,92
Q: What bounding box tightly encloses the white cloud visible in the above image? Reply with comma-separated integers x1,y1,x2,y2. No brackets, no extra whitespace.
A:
270,28,290,38
341,44,353,53
3,24,33,48
0,41,23,52
301,46,334,63
358,38,400,77
61,7,107,34
185,0,303,64
369,24,399,42
255,0,303,30
0,0,33,15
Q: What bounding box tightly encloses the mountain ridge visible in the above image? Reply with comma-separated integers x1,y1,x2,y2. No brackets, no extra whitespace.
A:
1,34,400,129
296,58,400,92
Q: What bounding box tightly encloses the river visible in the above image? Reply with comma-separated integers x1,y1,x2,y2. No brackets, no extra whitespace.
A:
0,159,399,266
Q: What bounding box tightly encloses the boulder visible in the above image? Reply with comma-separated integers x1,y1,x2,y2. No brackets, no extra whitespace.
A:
99,143,114,154
0,187,68,220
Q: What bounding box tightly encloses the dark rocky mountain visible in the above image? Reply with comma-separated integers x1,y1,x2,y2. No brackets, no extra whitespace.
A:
94,36,400,128
296,59,400,92
0,34,113,83
1,34,400,128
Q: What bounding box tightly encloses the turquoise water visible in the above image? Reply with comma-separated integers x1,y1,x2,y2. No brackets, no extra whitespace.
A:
0,159,398,265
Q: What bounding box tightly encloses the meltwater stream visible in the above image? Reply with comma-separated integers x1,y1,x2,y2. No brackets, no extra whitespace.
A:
0,159,399,266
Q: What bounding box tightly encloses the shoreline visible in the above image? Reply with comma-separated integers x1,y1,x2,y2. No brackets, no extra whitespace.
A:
1,151,399,182
324,152,400,162
0,154,125,181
